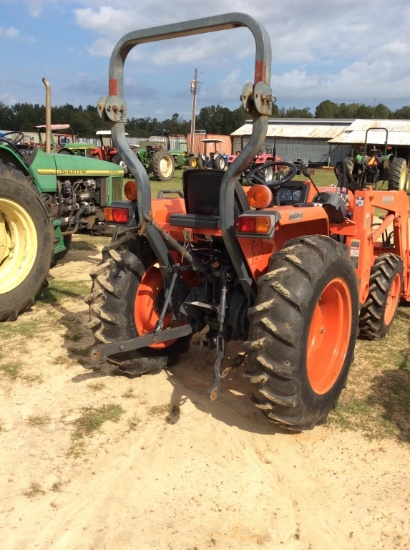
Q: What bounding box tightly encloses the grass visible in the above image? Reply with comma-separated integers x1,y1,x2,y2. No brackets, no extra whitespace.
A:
128,415,141,431
27,414,50,427
67,403,125,458
328,304,410,442
0,360,43,384
23,482,46,498
148,401,180,418
36,280,91,306
69,239,100,251
71,404,125,440
87,381,106,392
51,481,64,492
0,362,23,380
0,317,47,340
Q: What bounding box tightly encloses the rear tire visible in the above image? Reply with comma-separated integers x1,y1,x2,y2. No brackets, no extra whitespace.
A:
359,254,403,339
0,161,53,321
86,236,191,375
388,158,409,192
214,154,226,170
152,150,175,181
244,235,358,431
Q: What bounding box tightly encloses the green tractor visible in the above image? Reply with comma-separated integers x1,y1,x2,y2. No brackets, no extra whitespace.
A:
340,127,409,192
136,144,175,181
136,136,199,181
0,130,125,322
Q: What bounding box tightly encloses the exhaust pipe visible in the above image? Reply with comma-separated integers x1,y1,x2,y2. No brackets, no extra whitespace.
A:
42,77,51,153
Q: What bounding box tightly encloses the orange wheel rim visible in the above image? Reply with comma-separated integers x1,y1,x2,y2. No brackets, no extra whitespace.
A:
384,273,401,325
134,265,175,349
307,278,352,394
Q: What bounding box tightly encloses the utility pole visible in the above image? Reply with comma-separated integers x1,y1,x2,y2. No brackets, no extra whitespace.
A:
189,69,197,154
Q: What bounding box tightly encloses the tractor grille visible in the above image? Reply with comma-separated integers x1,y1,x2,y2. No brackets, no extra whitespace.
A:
111,177,124,202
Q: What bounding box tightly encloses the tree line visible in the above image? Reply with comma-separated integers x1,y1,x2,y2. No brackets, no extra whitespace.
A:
1,100,409,139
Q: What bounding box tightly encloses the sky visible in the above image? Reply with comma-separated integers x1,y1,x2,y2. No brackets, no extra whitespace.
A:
1,0,410,123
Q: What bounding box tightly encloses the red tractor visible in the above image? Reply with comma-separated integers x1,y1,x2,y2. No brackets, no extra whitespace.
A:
228,140,282,183
90,130,118,161
88,13,410,431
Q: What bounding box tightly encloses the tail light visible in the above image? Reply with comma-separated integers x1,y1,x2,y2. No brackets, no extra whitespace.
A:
236,212,279,238
104,207,130,223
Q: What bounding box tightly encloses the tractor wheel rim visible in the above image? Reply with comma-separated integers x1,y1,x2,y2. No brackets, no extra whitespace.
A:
134,264,176,349
384,272,401,325
0,198,37,294
307,277,352,394
160,157,173,178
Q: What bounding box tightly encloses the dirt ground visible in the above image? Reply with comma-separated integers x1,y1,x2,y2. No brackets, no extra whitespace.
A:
0,238,409,550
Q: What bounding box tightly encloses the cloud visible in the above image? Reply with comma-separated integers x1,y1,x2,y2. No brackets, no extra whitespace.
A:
25,0,57,17
2,0,410,119
0,26,19,39
74,6,133,36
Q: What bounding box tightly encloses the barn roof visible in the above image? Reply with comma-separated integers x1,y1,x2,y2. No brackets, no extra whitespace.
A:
328,119,410,146
232,118,410,146
231,119,352,140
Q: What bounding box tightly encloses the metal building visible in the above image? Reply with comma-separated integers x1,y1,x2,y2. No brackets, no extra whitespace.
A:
328,119,410,161
231,119,353,166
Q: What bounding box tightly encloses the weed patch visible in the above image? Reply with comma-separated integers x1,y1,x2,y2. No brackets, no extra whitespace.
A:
0,362,23,380
27,414,50,427
149,401,180,418
37,280,90,306
0,317,46,340
23,482,46,498
128,415,141,431
67,404,124,458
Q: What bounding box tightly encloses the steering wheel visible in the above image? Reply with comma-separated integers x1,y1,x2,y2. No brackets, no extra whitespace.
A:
246,161,297,189
0,131,24,145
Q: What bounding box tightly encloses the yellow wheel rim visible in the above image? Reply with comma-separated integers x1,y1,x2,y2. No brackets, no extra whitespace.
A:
159,156,173,178
0,198,37,294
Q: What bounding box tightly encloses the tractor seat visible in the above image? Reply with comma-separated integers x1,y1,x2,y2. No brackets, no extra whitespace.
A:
169,169,248,230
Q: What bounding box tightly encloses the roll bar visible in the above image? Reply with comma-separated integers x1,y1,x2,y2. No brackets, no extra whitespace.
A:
98,13,274,300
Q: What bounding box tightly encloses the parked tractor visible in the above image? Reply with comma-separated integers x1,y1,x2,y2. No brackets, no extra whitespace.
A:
198,138,228,170
338,127,409,192
88,13,410,431
228,142,281,182
0,130,125,322
140,135,200,180
131,144,175,181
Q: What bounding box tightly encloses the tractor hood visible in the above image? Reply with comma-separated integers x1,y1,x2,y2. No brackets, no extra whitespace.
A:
26,148,124,192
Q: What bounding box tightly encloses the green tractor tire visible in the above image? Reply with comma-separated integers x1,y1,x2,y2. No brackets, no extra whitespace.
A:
152,150,175,181
0,161,53,321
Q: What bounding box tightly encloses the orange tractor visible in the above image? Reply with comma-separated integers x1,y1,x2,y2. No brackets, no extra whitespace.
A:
88,13,410,431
